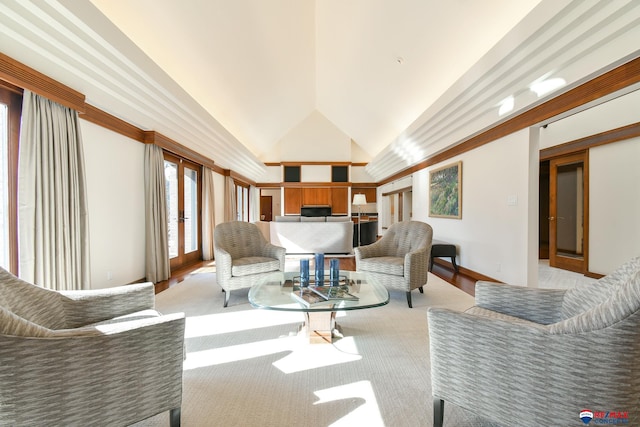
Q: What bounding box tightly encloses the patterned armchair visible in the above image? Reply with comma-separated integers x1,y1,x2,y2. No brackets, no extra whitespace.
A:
0,267,185,426
214,221,286,307
428,257,640,427
355,221,433,307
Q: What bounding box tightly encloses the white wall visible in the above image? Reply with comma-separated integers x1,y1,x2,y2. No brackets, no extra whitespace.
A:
275,110,351,161
413,129,533,285
588,138,640,274
82,121,146,289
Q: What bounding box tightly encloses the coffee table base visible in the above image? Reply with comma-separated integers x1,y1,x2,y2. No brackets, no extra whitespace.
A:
301,311,339,344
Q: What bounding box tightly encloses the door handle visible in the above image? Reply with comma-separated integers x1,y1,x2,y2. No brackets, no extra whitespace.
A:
548,216,555,221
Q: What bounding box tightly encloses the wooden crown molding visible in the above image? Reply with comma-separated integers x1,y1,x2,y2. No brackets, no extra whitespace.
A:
80,104,146,142
540,121,640,160
144,131,218,172
0,51,85,112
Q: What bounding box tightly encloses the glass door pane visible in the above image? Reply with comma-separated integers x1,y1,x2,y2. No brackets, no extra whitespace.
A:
184,166,198,253
165,160,179,259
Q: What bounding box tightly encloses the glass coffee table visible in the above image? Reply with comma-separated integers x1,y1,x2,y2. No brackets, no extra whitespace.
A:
248,270,389,344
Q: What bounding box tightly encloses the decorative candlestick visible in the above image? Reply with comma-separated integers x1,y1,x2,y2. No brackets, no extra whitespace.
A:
300,258,309,287
329,258,339,285
314,253,324,285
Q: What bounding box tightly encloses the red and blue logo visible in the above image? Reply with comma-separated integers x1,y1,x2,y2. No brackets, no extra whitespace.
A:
579,409,629,425
580,410,594,424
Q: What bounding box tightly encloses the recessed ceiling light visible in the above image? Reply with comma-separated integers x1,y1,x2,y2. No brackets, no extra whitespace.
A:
396,57,404,65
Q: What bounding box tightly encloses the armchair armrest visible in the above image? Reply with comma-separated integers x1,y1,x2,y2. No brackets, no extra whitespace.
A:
475,281,567,324
354,239,385,261
261,242,286,271
404,247,429,287
59,282,156,328
214,246,233,280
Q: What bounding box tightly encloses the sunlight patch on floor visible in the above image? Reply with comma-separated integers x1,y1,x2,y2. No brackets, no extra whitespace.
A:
185,309,301,338
273,336,361,374
314,380,384,427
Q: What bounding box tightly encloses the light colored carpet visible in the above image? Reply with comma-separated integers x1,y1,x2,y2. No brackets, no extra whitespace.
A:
132,266,497,426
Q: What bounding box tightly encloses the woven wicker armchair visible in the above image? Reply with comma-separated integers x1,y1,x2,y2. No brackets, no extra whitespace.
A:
0,267,185,427
214,221,286,307
428,257,640,427
355,221,433,308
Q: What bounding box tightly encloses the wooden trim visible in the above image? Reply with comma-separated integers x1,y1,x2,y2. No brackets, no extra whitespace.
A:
352,182,378,188
80,104,146,142
540,121,640,160
255,183,282,188
281,161,352,166
379,56,640,185
585,271,605,279
228,170,256,187
382,186,412,197
264,162,280,166
281,182,352,188
144,131,216,171
0,80,23,95
0,52,85,112
351,162,369,167
432,258,500,283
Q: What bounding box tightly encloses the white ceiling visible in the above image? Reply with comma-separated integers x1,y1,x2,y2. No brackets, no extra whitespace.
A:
1,1,639,182
88,0,540,161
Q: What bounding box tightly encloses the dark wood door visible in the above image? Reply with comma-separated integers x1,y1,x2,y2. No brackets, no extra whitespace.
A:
549,152,588,273
260,195,272,221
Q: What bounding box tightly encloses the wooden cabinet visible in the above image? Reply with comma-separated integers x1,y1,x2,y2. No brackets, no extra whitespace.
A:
284,187,301,214
283,185,367,216
302,187,331,206
331,187,348,215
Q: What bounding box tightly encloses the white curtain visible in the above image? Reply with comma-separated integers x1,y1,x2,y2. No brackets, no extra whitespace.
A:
224,176,236,222
18,90,90,290
202,167,216,260
144,144,170,283
249,185,260,222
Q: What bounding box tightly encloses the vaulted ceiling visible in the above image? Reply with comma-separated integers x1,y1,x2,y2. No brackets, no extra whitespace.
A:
1,1,639,182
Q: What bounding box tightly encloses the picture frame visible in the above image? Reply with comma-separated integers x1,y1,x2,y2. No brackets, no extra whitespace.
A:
429,161,462,219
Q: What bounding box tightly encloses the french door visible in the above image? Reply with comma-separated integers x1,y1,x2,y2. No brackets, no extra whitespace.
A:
548,152,588,273
164,153,202,270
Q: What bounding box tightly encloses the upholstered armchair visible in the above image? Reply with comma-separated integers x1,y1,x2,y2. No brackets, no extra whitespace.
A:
428,257,640,427
214,221,286,307
0,267,185,427
355,221,433,308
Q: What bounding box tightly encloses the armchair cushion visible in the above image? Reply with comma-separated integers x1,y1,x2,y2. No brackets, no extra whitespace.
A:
358,256,404,276
232,256,281,276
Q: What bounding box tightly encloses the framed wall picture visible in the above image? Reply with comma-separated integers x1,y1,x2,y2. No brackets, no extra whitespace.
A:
429,161,462,219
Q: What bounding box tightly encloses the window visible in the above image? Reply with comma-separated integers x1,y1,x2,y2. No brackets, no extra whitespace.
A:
283,165,300,182
0,85,22,273
236,183,249,221
332,165,348,182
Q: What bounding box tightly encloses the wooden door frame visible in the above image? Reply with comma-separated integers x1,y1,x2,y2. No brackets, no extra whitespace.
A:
164,152,202,271
548,151,589,274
